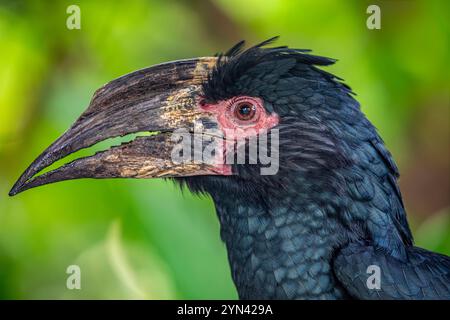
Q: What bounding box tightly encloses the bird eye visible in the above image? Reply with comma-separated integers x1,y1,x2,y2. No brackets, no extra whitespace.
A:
234,102,256,121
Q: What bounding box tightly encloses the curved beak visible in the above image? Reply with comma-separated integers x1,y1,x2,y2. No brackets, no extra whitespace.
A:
9,57,229,196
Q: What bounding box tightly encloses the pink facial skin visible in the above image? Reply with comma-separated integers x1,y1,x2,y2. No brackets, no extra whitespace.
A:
199,96,280,175
199,96,280,139
209,163,233,176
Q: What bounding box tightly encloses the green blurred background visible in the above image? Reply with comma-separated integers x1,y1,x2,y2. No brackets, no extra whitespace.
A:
0,0,449,299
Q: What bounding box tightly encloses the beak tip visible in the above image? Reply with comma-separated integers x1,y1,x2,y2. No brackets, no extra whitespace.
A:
9,182,22,196
9,158,44,197
9,174,29,196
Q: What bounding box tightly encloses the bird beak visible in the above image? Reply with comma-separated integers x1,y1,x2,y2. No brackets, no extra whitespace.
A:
9,57,229,196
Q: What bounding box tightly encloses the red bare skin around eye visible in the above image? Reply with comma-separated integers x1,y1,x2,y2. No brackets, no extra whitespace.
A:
199,96,279,139
198,96,279,175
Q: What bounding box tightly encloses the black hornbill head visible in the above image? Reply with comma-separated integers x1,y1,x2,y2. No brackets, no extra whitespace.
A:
9,38,347,199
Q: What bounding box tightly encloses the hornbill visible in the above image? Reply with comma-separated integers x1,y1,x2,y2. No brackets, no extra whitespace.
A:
9,38,450,299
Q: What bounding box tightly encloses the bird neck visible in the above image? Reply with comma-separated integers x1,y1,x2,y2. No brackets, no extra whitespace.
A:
211,188,350,299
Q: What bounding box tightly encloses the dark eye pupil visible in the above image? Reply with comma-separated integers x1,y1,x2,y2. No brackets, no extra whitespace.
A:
234,101,257,121
239,104,252,115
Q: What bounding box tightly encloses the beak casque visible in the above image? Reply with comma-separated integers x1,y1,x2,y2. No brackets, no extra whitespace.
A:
10,57,225,196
